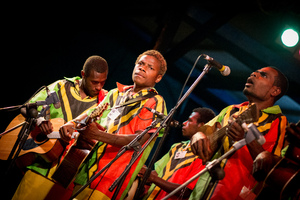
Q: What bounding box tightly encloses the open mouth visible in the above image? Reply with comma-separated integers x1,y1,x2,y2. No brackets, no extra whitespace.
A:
245,78,254,87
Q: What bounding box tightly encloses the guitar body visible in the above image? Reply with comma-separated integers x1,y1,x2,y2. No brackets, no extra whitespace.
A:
0,114,65,168
52,102,109,188
51,141,92,188
256,158,300,200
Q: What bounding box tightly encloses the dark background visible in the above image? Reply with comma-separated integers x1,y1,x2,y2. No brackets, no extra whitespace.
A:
1,1,300,160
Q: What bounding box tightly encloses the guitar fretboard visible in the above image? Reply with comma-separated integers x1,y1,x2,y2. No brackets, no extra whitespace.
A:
47,131,78,139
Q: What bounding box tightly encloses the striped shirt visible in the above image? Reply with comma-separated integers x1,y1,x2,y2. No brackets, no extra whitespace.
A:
74,82,167,200
190,101,287,200
145,141,204,200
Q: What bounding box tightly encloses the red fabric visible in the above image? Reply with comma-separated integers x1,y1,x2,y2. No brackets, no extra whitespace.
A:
210,118,284,200
87,84,165,199
155,158,205,200
98,89,108,104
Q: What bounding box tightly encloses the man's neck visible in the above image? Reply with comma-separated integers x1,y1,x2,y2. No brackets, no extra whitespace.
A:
132,84,153,93
78,79,88,99
248,99,274,111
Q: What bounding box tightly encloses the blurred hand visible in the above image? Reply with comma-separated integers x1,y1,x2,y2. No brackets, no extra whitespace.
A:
138,165,158,184
39,120,53,135
191,132,212,164
226,114,246,141
252,151,279,181
59,121,76,142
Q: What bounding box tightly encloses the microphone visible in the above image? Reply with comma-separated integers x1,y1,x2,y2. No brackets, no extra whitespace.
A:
45,86,61,109
50,91,61,109
145,107,182,128
25,88,61,109
202,54,231,76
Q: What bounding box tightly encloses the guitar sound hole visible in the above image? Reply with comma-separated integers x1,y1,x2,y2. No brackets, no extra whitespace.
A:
35,133,48,143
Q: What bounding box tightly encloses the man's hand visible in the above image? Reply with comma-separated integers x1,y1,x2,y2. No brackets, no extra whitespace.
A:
252,151,280,181
138,165,158,184
59,121,76,142
191,132,212,164
226,114,246,141
78,122,106,142
39,120,53,135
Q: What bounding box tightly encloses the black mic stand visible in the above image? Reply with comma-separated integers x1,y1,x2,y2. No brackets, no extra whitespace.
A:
70,118,163,200
133,64,214,199
162,123,266,200
4,104,38,175
71,63,214,200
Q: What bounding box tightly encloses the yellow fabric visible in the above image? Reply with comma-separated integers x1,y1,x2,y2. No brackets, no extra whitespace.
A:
12,170,72,200
72,185,110,200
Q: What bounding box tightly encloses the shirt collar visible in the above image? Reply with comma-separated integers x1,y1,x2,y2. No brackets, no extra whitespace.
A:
116,82,158,95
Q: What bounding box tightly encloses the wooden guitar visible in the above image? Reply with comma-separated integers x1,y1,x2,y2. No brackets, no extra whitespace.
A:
0,114,75,169
255,124,300,200
52,102,109,188
198,103,259,154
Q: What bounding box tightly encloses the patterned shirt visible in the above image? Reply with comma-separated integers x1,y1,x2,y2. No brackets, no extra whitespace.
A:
26,77,107,176
74,82,167,200
190,102,287,200
145,141,204,200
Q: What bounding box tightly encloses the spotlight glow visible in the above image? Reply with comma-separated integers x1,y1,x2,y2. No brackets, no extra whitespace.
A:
281,29,299,47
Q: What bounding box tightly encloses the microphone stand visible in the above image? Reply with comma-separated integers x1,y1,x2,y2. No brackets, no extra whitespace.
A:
4,104,38,175
162,124,266,200
71,64,214,200
70,118,163,200
133,64,213,199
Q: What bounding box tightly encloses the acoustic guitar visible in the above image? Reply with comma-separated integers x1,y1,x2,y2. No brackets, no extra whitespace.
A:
0,114,74,169
255,124,300,200
198,103,259,155
52,102,109,188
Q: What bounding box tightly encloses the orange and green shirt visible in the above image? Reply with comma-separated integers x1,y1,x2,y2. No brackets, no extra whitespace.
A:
74,82,167,200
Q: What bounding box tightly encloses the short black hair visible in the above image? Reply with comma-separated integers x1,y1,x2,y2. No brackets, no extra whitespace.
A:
270,66,289,102
83,55,108,77
192,107,216,124
135,50,167,76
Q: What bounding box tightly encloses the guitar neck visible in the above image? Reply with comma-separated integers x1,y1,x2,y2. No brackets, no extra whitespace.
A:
47,131,78,139
208,125,228,153
207,104,258,153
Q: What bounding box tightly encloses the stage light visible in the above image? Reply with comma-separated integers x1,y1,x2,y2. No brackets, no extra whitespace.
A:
281,28,299,47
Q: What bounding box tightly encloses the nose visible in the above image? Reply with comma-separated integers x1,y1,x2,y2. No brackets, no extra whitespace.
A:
95,83,101,91
182,121,187,126
138,64,146,72
250,71,257,78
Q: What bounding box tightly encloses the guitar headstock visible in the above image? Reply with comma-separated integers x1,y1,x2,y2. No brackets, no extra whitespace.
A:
236,103,258,125
89,102,109,120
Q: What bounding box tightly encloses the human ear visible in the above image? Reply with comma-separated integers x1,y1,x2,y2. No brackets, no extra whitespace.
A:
271,86,281,98
155,74,163,83
81,70,85,78
197,122,204,128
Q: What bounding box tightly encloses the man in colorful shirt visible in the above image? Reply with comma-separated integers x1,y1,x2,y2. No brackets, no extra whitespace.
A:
12,55,109,200
138,107,215,200
190,67,289,200
59,50,168,200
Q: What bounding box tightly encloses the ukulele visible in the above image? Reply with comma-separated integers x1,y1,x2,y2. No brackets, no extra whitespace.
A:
52,102,109,188
0,114,71,169
198,103,259,155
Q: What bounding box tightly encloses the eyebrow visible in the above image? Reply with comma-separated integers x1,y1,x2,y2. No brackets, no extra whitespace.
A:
255,70,268,77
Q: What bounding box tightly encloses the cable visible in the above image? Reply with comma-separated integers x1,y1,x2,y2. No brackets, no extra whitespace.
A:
0,85,47,112
176,55,203,104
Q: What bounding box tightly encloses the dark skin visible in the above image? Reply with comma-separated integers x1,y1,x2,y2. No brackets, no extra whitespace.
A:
39,69,108,135
252,123,300,181
191,67,282,163
137,112,204,198
59,55,163,147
